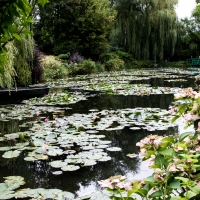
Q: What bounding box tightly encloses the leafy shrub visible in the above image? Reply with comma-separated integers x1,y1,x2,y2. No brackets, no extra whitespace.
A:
105,58,124,71
71,59,96,75
69,52,84,63
40,55,68,80
57,53,70,60
99,52,119,63
115,50,134,63
95,63,105,72
127,60,154,68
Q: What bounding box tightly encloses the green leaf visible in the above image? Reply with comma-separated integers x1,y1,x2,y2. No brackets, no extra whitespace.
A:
177,103,188,115
159,148,176,157
155,154,164,168
149,190,162,198
128,189,147,197
185,190,196,199
175,177,189,183
144,175,156,184
12,33,21,41
171,115,180,123
168,180,181,189
170,197,186,200
179,132,191,142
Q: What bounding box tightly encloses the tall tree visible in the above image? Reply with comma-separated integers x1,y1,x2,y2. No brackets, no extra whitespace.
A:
111,0,179,61
177,4,200,59
34,0,116,59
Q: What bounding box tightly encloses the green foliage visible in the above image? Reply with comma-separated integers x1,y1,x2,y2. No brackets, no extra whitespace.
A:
99,52,119,62
177,5,200,59
57,54,70,60
127,60,154,69
40,55,68,80
105,58,124,71
95,63,105,72
111,0,179,61
68,59,105,75
0,0,48,88
34,0,116,59
71,59,97,75
160,61,189,68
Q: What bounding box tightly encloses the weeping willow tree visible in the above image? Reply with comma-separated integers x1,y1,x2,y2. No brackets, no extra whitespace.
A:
112,0,179,61
0,35,34,88
13,34,34,86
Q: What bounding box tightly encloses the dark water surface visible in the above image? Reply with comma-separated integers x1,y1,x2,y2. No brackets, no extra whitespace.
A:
0,69,198,198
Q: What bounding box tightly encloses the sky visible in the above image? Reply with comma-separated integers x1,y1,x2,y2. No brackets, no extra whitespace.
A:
175,0,197,19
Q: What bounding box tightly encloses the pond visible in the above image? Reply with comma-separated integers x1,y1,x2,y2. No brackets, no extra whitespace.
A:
0,68,199,199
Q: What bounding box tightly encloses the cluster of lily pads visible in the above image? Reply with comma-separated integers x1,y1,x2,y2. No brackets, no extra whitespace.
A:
0,175,112,200
0,107,177,176
22,91,88,105
0,175,75,200
80,83,181,96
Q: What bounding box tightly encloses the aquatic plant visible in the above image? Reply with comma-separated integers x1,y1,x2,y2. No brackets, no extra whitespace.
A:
98,88,200,199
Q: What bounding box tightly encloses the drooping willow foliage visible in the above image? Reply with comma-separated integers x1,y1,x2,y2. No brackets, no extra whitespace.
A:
112,0,179,61
13,35,34,86
0,35,34,88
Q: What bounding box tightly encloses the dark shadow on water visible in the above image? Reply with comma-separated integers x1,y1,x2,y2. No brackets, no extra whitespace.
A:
0,126,178,197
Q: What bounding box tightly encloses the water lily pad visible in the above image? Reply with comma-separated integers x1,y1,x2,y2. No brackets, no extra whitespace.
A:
49,160,66,168
98,156,112,162
2,150,21,158
0,147,12,151
52,171,63,175
106,147,122,152
81,160,97,167
126,153,138,158
24,157,37,162
61,165,80,171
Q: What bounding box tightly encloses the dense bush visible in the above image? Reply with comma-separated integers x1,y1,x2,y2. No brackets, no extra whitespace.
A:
127,60,154,68
99,52,119,63
57,53,70,60
40,55,68,80
95,63,105,72
70,59,96,75
105,58,124,71
68,59,105,75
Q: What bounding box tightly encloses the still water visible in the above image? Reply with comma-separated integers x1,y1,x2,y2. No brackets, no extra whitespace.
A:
0,69,197,198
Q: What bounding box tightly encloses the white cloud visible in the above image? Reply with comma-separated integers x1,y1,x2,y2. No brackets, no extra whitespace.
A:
175,0,196,19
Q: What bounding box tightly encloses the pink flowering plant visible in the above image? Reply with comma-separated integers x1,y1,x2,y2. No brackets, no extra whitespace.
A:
98,88,200,200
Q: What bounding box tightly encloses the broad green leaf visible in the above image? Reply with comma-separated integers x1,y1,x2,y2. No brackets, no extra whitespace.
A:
171,115,180,123
179,132,191,142
2,150,21,158
128,189,147,197
149,190,162,198
159,148,175,157
175,177,189,183
144,175,156,184
185,190,197,199
155,154,164,168
12,33,21,41
168,180,181,189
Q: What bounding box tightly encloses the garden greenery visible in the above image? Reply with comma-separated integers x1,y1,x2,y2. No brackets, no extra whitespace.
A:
98,87,200,200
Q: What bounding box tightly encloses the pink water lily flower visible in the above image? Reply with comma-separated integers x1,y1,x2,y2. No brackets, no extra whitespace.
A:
44,118,49,122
